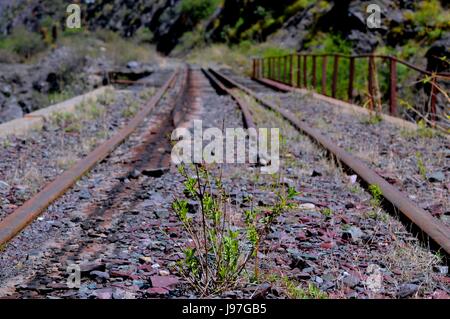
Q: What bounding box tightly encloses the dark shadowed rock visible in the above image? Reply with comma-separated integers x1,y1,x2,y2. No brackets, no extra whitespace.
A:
397,283,419,298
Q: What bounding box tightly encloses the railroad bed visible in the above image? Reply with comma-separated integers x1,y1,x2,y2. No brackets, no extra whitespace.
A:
0,65,448,299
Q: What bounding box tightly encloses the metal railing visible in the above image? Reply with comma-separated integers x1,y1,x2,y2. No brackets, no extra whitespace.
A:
252,53,450,128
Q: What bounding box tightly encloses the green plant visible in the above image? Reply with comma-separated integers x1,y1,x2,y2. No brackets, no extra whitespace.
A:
417,120,434,138
415,151,427,179
48,91,74,105
283,277,327,299
173,164,291,295
0,26,47,60
368,184,383,207
363,113,383,125
51,111,82,133
2,138,11,148
180,0,221,22
321,207,333,217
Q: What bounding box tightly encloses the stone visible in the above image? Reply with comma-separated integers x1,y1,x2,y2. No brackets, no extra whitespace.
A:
187,200,199,214
90,270,110,282
154,210,170,219
0,103,23,122
146,287,169,296
142,167,169,178
127,61,140,69
92,288,113,299
132,280,145,289
1,84,12,97
342,226,364,241
433,265,448,275
150,275,179,289
427,172,445,183
139,256,153,264
159,270,170,276
78,189,92,200
342,273,359,288
397,284,419,298
79,261,105,275
311,169,322,177
129,169,141,179
298,203,316,210
280,177,296,188
250,283,271,299
0,180,10,194
345,202,355,209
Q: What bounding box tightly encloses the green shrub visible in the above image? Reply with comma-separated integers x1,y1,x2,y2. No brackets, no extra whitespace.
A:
180,0,221,22
0,27,46,60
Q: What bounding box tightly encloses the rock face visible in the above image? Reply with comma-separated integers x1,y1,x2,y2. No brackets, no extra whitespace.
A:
0,46,97,123
1,0,448,57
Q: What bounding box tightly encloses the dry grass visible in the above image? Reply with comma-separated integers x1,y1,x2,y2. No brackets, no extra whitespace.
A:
382,238,440,289
56,154,78,170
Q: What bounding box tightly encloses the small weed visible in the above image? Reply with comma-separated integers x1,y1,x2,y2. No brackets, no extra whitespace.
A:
52,111,79,131
283,277,327,299
139,87,155,100
57,156,77,170
368,184,383,207
321,207,333,218
363,113,383,125
417,120,434,138
96,130,108,139
98,89,116,106
349,185,362,194
122,100,140,118
48,91,73,105
173,164,291,296
2,139,11,148
64,122,82,133
415,151,427,179
367,210,379,220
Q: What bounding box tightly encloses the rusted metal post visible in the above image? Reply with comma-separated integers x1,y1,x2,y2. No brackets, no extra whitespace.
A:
332,55,339,98
261,58,265,78
321,56,327,95
368,55,375,110
312,55,317,88
277,56,281,81
256,59,260,78
272,57,275,79
283,56,288,83
252,59,256,78
389,58,397,116
297,54,301,87
303,55,307,87
348,57,355,102
289,54,294,86
430,77,437,124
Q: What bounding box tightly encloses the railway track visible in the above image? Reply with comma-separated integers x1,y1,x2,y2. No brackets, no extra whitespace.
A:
208,68,450,260
0,65,448,299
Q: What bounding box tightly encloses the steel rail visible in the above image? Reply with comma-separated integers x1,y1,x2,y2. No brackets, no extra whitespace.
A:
0,69,180,246
202,69,256,130
209,68,450,258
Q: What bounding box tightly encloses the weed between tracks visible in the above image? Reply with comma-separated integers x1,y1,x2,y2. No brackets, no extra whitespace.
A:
172,163,298,296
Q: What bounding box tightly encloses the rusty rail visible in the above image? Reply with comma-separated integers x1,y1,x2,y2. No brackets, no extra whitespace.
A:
211,68,450,258
0,69,180,246
252,53,450,127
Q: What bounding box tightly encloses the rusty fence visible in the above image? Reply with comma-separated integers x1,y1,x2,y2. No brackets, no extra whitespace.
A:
252,53,450,128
